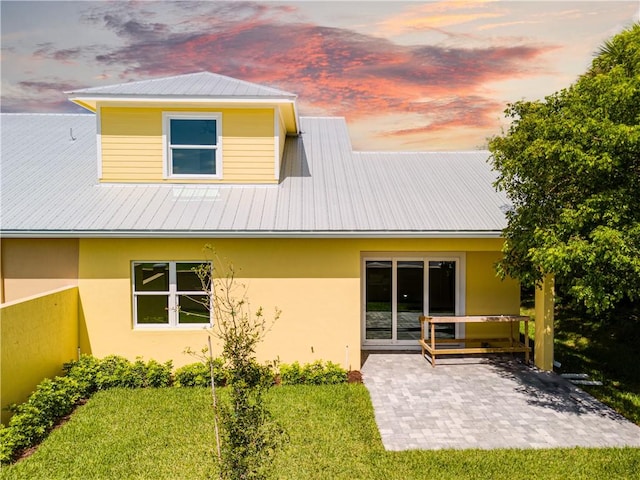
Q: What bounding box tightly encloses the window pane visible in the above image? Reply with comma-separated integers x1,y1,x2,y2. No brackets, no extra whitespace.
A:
428,261,456,339
172,149,216,175
170,119,216,146
177,263,206,292
429,261,456,314
178,295,210,324
397,261,424,340
365,261,392,340
136,295,169,324
134,263,169,292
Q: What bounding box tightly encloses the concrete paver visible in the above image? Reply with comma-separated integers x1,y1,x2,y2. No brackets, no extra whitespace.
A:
361,352,640,450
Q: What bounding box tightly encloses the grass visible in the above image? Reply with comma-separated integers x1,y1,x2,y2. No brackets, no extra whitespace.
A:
519,291,640,426
2,385,639,480
552,308,640,425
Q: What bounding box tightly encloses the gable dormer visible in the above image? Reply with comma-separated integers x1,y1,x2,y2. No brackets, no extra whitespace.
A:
67,72,299,184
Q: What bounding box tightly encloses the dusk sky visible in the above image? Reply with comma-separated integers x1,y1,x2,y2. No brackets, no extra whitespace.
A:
1,1,638,151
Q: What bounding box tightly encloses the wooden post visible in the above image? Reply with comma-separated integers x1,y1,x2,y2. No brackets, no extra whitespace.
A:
430,320,436,367
534,274,555,371
524,318,530,364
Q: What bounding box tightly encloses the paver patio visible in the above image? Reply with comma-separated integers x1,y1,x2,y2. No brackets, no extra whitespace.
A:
361,352,640,450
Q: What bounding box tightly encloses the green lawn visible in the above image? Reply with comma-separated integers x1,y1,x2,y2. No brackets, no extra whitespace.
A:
553,310,640,425
2,385,639,480
520,301,640,426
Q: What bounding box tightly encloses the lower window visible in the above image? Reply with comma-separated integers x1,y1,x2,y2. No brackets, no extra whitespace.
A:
132,261,212,328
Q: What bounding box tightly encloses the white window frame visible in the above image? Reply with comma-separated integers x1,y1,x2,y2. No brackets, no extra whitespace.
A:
162,112,223,179
361,252,466,349
132,261,212,329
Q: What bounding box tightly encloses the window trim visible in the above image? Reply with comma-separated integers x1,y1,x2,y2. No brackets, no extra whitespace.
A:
162,112,223,179
132,261,213,329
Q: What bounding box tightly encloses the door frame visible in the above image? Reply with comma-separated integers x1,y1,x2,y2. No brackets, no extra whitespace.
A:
361,252,466,349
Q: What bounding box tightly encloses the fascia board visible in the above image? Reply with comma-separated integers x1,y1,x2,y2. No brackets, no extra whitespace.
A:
68,97,300,133
67,95,297,104
0,230,504,239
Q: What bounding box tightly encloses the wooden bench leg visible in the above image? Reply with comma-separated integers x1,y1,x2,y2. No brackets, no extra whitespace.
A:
525,319,530,364
431,322,436,367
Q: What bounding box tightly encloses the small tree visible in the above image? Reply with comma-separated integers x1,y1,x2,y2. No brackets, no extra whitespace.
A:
191,246,286,480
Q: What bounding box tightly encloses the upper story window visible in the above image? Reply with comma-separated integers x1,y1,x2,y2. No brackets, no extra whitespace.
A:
163,112,222,179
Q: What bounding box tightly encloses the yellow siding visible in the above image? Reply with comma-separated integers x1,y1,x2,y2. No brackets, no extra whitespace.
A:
0,287,79,425
99,107,277,184
78,237,517,370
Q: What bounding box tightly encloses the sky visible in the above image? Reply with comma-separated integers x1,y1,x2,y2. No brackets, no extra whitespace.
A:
1,1,638,151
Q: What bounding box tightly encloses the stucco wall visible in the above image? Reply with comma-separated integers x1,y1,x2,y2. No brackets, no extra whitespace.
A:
78,237,519,370
1,238,79,303
465,250,521,339
0,286,79,425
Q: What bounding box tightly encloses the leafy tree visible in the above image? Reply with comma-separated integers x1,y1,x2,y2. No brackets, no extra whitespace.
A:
489,23,640,314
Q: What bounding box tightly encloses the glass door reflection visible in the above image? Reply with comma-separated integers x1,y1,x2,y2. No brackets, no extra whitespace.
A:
428,260,456,339
365,261,392,340
397,261,424,340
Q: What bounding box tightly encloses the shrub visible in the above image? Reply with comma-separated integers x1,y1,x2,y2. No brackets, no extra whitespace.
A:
279,361,347,385
25,376,81,423
63,355,100,397
146,359,173,387
95,355,135,390
2,375,83,463
279,362,303,385
84,355,175,389
0,424,19,464
174,358,226,387
1,355,175,464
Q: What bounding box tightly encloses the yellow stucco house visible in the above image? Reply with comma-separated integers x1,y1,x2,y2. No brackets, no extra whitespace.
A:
0,72,554,419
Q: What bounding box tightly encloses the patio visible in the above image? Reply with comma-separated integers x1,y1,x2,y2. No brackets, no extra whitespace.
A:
361,352,640,450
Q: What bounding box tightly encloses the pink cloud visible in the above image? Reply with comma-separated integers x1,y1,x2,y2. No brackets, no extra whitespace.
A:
3,2,555,141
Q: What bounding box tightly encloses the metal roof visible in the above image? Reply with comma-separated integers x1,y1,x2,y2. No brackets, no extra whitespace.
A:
66,72,297,99
0,113,509,238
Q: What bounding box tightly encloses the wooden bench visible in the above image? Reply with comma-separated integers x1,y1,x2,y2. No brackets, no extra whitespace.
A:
419,315,531,367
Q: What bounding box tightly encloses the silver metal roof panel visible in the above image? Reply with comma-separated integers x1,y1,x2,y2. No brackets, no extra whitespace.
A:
1,114,509,237
66,72,297,99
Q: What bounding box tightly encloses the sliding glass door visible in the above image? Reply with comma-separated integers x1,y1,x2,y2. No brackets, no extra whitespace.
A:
365,261,393,340
428,260,456,339
363,255,463,347
397,261,424,341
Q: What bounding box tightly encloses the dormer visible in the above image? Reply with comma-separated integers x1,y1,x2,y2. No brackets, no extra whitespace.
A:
67,72,299,184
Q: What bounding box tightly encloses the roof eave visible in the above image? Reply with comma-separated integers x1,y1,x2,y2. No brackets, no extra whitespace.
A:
67,94,300,133
0,230,505,239
66,94,297,103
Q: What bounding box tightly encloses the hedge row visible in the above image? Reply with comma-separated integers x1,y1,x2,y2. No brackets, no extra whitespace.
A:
0,355,349,464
